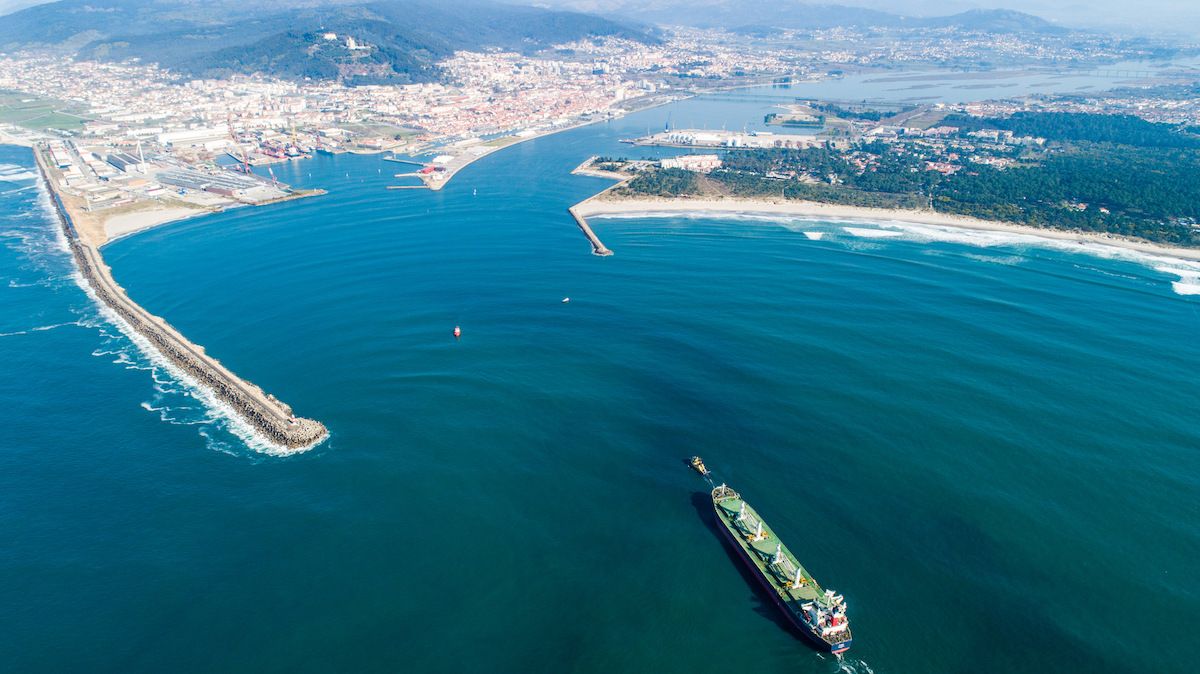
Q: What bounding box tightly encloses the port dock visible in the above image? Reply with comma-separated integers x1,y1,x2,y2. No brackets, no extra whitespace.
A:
35,146,327,451
383,156,426,167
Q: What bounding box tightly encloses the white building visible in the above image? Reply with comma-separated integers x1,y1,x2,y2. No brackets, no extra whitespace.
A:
157,127,229,147
661,154,722,173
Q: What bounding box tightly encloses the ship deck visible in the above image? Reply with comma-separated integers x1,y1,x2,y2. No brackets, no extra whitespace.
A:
713,491,853,648
713,495,828,605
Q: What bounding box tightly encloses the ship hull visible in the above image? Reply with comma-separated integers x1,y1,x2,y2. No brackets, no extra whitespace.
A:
714,511,852,654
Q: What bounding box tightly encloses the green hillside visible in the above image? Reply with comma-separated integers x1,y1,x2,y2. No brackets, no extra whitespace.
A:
0,0,659,84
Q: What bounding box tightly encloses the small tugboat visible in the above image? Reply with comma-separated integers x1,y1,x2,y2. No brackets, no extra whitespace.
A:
709,483,853,653
689,455,710,476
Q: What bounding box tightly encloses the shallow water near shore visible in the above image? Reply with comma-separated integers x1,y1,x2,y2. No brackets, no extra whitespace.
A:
2,69,1200,673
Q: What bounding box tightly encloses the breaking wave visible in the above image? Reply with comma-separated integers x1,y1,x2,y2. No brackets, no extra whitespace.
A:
842,226,904,238
593,208,1200,297
0,321,85,338
837,220,1200,297
5,170,323,458
75,276,325,458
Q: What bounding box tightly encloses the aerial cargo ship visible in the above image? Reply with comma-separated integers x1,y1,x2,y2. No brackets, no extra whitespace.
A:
710,482,853,653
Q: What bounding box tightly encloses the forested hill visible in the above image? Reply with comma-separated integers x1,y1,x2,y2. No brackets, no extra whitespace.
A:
943,111,1200,148
0,0,659,84
616,112,1200,246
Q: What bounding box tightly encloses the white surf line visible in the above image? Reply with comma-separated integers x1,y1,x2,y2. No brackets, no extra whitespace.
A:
74,270,327,457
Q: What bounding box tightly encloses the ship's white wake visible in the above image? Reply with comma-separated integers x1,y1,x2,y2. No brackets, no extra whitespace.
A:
833,654,875,674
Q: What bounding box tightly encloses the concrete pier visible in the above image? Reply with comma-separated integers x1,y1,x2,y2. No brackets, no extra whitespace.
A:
35,147,327,451
566,160,634,256
383,156,426,166
568,205,613,256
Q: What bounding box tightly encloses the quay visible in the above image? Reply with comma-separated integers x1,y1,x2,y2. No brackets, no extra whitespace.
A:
383,156,426,167
34,145,328,451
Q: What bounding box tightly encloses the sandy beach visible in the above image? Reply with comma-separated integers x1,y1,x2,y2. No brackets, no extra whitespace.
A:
573,195,1200,262
103,206,208,242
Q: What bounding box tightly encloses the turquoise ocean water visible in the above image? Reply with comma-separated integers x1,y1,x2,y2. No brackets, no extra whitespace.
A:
1,70,1198,673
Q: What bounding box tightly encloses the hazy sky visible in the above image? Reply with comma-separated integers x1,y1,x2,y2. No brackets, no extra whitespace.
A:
816,0,1198,33
1,0,1195,34
526,0,1199,34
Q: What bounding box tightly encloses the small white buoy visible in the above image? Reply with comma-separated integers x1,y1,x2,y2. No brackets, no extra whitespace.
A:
561,297,570,304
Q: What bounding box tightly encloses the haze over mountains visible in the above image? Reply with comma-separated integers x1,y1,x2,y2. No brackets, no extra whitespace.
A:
526,0,1197,34
0,0,1192,85
535,1,1068,34
0,0,659,84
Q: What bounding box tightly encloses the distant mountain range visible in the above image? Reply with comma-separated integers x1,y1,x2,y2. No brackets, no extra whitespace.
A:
0,0,661,84
521,1,1068,34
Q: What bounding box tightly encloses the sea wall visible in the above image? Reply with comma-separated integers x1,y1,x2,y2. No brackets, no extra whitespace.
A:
35,147,327,450
568,205,613,256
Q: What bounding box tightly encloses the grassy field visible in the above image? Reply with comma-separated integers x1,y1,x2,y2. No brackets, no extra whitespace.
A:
0,91,92,132
482,135,522,147
341,122,419,140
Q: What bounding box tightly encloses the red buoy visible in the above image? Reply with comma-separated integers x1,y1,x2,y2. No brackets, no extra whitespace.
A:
453,326,461,338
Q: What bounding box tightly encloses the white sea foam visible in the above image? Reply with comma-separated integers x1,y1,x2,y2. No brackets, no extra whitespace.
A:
834,221,1200,297
843,226,904,238
599,208,1200,296
0,163,38,182
70,268,326,458
959,252,1025,267
835,657,876,674
0,321,83,337
804,231,825,240
1156,266,1200,295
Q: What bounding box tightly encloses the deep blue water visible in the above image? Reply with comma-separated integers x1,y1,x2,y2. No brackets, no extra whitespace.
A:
2,72,1199,673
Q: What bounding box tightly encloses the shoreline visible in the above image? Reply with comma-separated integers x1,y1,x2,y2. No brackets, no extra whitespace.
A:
570,195,1200,263
32,144,328,452
97,188,326,247
411,92,687,191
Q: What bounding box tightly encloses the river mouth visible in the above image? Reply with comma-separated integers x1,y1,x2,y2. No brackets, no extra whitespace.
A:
4,65,1199,673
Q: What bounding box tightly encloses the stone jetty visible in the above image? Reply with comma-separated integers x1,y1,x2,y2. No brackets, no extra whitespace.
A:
568,205,614,256
35,147,327,451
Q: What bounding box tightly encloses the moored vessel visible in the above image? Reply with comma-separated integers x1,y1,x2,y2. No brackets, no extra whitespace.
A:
710,483,852,653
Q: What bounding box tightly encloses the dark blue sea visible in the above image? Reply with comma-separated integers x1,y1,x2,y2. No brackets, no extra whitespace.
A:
1,70,1198,673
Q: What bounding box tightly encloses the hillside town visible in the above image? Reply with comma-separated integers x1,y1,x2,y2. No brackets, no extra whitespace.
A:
0,25,1197,230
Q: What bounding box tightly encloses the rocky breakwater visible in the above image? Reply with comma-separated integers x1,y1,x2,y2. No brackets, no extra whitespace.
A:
36,149,327,451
